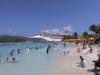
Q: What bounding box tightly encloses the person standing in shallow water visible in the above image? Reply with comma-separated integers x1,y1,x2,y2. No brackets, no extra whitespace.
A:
63,51,66,56
0,58,2,63
46,47,49,54
46,45,51,54
25,47,30,55
17,49,20,54
10,49,15,56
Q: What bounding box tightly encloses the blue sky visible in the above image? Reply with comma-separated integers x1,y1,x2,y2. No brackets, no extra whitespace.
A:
0,0,100,36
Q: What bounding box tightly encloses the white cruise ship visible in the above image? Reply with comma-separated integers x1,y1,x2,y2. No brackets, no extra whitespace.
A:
30,33,63,42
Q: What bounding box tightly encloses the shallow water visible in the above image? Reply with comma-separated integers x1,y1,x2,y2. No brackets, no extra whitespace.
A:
0,42,75,75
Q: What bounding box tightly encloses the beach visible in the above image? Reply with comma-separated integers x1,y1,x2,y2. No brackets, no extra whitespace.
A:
58,44,100,75
0,0,100,75
0,43,99,75
48,54,94,75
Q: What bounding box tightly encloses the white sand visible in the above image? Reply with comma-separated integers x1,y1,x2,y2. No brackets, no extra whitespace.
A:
57,45,100,75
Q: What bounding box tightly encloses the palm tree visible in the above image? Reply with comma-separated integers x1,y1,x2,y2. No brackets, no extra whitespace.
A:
89,24,96,33
96,25,100,39
73,32,78,39
82,32,89,38
89,24,100,39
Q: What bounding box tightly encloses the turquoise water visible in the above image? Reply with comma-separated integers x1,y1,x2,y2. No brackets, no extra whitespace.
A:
0,42,75,75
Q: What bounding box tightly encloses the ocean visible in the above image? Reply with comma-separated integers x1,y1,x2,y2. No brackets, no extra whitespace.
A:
0,42,76,75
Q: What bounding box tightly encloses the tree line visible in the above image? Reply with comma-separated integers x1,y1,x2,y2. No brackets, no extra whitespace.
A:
0,35,31,43
63,24,100,41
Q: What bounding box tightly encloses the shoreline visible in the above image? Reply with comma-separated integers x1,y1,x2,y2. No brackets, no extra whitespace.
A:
0,42,99,75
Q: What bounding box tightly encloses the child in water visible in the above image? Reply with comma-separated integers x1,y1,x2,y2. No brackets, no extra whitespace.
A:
12,57,16,62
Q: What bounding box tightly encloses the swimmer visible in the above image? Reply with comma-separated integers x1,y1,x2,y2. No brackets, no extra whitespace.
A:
12,57,16,62
63,51,66,56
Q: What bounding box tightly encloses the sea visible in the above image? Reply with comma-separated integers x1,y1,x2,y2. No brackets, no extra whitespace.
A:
0,42,76,75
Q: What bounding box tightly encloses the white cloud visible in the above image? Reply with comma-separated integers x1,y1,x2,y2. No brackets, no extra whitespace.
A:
51,28,60,34
41,29,50,33
8,27,14,33
40,28,61,34
40,26,73,35
8,27,16,35
63,26,72,32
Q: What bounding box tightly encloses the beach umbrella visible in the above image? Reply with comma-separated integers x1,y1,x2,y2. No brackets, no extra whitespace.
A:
88,37,95,41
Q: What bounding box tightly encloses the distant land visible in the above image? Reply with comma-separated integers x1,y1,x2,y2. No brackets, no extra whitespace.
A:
0,35,32,43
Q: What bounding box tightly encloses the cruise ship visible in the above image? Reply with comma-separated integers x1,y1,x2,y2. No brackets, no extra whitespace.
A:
30,32,63,42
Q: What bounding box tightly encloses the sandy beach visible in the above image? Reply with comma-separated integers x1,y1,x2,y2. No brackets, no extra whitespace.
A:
56,45,100,75
50,54,94,75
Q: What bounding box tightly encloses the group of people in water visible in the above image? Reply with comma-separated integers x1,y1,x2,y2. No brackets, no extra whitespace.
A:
0,42,67,64
0,44,45,64
0,41,97,71
0,49,21,64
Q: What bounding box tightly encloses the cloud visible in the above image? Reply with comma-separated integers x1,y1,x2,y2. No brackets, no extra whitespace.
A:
8,27,16,35
63,26,72,32
40,26,72,35
8,27,14,33
51,28,60,34
41,28,61,34
41,29,50,33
